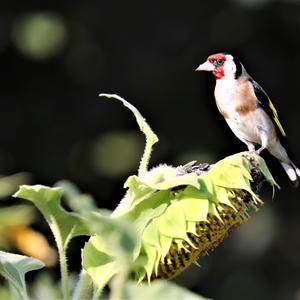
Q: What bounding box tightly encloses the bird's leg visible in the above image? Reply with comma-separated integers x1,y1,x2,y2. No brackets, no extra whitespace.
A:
247,144,256,152
255,131,268,155
244,141,256,152
255,146,266,155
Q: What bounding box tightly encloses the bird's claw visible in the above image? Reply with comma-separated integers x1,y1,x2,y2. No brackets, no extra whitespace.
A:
248,147,265,156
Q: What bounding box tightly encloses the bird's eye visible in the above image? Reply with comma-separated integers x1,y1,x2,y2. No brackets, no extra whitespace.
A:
216,58,225,66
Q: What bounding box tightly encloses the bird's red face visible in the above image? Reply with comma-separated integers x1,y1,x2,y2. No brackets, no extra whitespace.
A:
196,53,227,80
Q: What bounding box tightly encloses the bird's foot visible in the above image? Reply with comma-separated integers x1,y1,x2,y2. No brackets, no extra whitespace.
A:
247,145,256,153
247,146,265,156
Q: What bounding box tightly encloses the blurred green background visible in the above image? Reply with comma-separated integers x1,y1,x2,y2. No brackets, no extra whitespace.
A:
0,0,300,299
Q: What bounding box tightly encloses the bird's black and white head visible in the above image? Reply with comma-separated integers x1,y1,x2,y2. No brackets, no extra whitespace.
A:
196,53,243,80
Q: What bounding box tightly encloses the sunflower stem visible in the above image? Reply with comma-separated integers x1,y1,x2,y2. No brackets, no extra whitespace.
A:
72,269,92,300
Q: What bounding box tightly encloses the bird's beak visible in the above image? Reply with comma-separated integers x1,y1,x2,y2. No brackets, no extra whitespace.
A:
195,61,215,72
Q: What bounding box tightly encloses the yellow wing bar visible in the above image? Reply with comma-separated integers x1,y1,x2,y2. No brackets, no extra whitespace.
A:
268,99,286,137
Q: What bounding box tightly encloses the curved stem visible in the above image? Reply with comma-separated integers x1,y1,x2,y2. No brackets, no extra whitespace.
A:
92,286,103,300
20,290,30,300
9,282,30,300
138,133,155,176
99,94,158,176
72,269,92,300
109,264,129,300
58,244,70,300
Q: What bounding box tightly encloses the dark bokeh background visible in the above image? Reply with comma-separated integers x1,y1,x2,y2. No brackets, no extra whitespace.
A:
0,0,300,299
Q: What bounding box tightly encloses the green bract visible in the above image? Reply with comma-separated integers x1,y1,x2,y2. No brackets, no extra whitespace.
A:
82,94,277,291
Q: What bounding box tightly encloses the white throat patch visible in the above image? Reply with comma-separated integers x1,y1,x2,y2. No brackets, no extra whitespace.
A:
223,55,237,79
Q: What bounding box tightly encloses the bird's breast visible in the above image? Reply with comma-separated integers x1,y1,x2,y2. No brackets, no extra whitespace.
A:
225,108,277,145
214,79,257,120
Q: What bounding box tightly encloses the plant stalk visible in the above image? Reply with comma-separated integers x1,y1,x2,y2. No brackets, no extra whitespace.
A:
109,266,128,300
92,286,103,300
138,133,153,176
58,244,71,300
72,269,92,300
9,282,30,300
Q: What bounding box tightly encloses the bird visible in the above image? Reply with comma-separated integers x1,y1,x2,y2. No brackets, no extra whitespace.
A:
195,52,300,186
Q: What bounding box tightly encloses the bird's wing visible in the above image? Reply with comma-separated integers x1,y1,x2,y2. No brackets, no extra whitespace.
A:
250,79,286,137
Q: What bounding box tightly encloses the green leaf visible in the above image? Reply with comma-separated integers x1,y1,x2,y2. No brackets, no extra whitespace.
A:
13,185,90,249
115,166,200,217
0,251,44,300
209,164,248,188
157,201,187,239
118,175,157,215
143,244,157,282
55,180,98,214
82,235,118,293
179,198,209,222
123,280,211,300
253,154,280,193
82,216,138,295
177,188,209,222
124,190,170,260
159,234,172,260
13,184,90,300
199,153,263,205
138,165,200,190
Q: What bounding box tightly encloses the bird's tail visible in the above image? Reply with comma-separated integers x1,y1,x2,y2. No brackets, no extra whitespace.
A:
281,161,300,187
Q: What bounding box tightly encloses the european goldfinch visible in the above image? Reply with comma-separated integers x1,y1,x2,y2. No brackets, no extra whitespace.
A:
196,52,300,186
